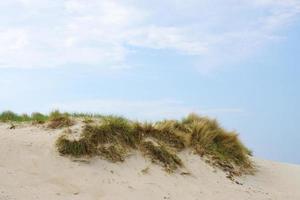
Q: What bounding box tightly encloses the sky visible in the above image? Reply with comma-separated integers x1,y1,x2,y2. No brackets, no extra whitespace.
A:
0,0,300,164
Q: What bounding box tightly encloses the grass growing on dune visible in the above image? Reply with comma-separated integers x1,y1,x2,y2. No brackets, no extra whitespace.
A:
81,115,139,148
0,111,29,122
56,135,93,156
31,112,49,124
47,110,74,129
0,110,73,129
0,110,253,174
97,144,127,162
55,113,253,174
186,114,252,170
0,111,49,123
56,115,136,162
141,141,183,172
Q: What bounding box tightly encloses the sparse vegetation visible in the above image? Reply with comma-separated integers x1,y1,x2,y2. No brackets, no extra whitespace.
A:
31,112,48,124
97,144,127,162
48,110,74,129
55,113,253,174
141,141,183,172
56,135,93,156
82,117,94,124
0,111,29,122
0,110,252,174
0,111,49,123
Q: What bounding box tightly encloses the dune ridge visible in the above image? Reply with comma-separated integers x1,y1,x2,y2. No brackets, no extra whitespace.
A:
1,111,253,176
0,122,299,200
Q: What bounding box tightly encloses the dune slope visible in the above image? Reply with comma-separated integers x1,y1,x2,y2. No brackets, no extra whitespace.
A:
0,123,299,200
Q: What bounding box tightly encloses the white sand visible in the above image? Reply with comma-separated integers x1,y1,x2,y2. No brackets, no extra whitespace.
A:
0,123,299,200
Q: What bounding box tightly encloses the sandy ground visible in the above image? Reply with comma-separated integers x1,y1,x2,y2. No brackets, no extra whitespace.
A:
0,123,299,200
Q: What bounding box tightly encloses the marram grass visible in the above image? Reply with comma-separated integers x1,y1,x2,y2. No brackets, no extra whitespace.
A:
0,111,50,124
0,110,252,174
141,141,183,172
55,113,253,174
48,110,74,129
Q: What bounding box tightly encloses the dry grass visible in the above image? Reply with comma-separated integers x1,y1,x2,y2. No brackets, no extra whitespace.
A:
31,112,48,124
186,115,252,166
81,117,138,148
0,111,30,122
48,110,74,129
0,110,253,174
97,144,127,162
141,141,183,172
54,113,253,174
133,120,189,150
56,116,136,162
56,135,94,157
0,111,49,124
82,117,94,124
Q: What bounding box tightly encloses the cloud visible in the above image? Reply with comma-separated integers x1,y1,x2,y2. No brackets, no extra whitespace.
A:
0,0,138,68
127,26,209,55
50,99,244,120
0,0,299,71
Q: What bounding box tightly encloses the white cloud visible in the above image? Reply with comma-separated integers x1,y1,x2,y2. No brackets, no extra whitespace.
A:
127,26,209,55
50,99,244,121
0,0,299,71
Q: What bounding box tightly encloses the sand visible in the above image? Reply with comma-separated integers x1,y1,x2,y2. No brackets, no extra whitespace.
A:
0,123,299,200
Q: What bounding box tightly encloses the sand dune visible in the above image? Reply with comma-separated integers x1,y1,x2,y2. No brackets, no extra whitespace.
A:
0,123,299,200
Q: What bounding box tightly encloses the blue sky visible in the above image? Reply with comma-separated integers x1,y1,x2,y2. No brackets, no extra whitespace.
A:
0,0,300,164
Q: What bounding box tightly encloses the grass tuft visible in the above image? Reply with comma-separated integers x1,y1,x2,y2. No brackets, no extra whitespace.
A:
56,135,94,156
186,116,252,168
56,116,138,162
52,112,253,174
0,111,26,122
0,111,48,124
48,110,74,129
1,110,253,174
31,112,48,124
141,141,183,172
82,116,140,148
97,144,127,162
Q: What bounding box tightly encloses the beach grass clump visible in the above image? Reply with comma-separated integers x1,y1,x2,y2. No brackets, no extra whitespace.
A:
211,132,252,165
48,110,74,129
132,120,189,150
0,111,28,122
0,111,49,124
82,124,117,145
0,111,19,122
101,116,136,147
55,113,253,174
97,144,127,162
81,116,140,148
183,114,252,168
56,116,138,162
153,120,190,150
56,135,94,156
82,117,94,124
56,135,127,162
141,141,183,172
31,112,49,124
